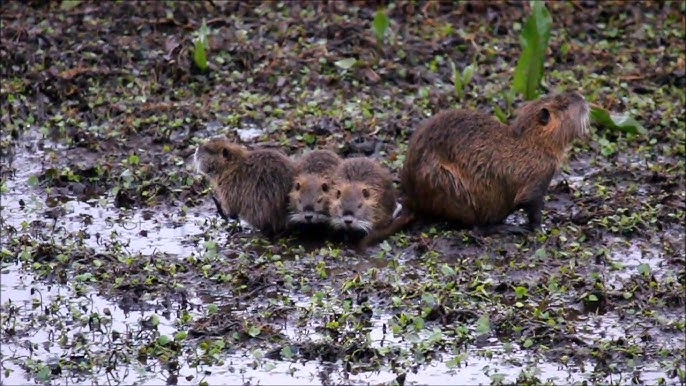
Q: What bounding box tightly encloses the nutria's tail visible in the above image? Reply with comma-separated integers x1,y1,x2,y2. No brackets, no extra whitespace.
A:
358,210,416,250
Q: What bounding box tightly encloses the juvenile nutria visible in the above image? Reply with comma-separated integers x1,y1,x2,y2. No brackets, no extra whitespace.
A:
401,91,589,234
330,157,411,247
288,150,342,225
194,136,295,237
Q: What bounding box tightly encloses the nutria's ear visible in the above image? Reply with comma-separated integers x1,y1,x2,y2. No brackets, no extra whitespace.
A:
336,190,341,198
294,181,301,191
362,188,370,199
321,182,329,192
222,148,230,159
538,108,550,125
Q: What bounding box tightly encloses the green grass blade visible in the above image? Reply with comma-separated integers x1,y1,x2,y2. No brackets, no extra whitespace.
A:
372,9,389,45
334,57,357,70
461,64,476,87
192,20,210,71
193,39,208,71
493,104,508,123
450,60,463,99
60,0,81,11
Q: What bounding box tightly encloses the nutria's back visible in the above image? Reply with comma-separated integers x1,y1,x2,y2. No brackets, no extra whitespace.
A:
195,137,295,236
402,91,589,229
330,157,397,234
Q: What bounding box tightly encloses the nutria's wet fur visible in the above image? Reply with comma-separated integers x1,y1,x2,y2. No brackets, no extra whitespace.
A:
401,92,590,232
194,137,295,237
288,150,342,225
330,157,399,244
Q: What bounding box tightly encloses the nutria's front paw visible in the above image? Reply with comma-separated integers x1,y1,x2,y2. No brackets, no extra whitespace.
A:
226,220,244,235
211,195,228,220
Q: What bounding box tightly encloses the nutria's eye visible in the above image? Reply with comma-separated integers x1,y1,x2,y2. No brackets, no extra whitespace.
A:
539,108,550,125
222,148,230,159
294,182,301,191
336,190,341,199
362,188,370,199
321,183,329,193
357,203,362,209
317,197,323,203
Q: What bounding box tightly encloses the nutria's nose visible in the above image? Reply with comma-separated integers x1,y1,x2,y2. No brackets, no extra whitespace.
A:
304,214,313,221
344,218,353,225
303,205,314,212
343,210,354,217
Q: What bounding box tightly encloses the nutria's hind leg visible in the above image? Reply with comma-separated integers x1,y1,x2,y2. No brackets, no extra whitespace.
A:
259,222,291,242
258,228,278,242
257,222,280,241
473,195,544,236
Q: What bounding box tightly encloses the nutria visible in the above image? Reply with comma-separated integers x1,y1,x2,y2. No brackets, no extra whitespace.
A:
330,157,410,247
288,149,342,225
194,136,295,237
401,91,589,233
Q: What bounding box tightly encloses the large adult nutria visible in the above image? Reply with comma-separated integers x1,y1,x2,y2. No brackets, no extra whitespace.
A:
194,136,295,237
288,149,342,225
330,157,410,247
401,91,590,233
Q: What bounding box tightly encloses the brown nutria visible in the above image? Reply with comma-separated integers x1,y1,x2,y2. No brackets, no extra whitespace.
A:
401,91,590,234
330,157,408,247
288,149,342,225
194,136,295,237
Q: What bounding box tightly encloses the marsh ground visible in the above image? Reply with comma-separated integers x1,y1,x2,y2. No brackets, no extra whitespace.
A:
1,1,684,385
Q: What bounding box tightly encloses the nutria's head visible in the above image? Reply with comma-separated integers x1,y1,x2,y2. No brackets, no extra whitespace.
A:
297,150,341,175
511,91,590,152
330,182,378,234
194,137,247,179
288,174,333,224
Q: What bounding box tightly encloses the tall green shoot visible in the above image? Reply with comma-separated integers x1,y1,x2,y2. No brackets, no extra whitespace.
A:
450,61,477,101
512,1,552,100
192,21,210,71
510,2,643,136
372,9,389,47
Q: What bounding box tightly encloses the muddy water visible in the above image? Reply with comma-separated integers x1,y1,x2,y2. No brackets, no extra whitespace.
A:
1,138,681,385
3,256,674,386
0,262,635,386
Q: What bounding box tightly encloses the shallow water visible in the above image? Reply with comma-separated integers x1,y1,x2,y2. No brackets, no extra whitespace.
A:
3,262,654,386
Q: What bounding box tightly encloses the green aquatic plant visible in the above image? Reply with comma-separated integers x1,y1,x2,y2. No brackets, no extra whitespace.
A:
450,61,477,101
372,8,389,47
512,1,552,100
192,21,210,71
590,106,646,135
